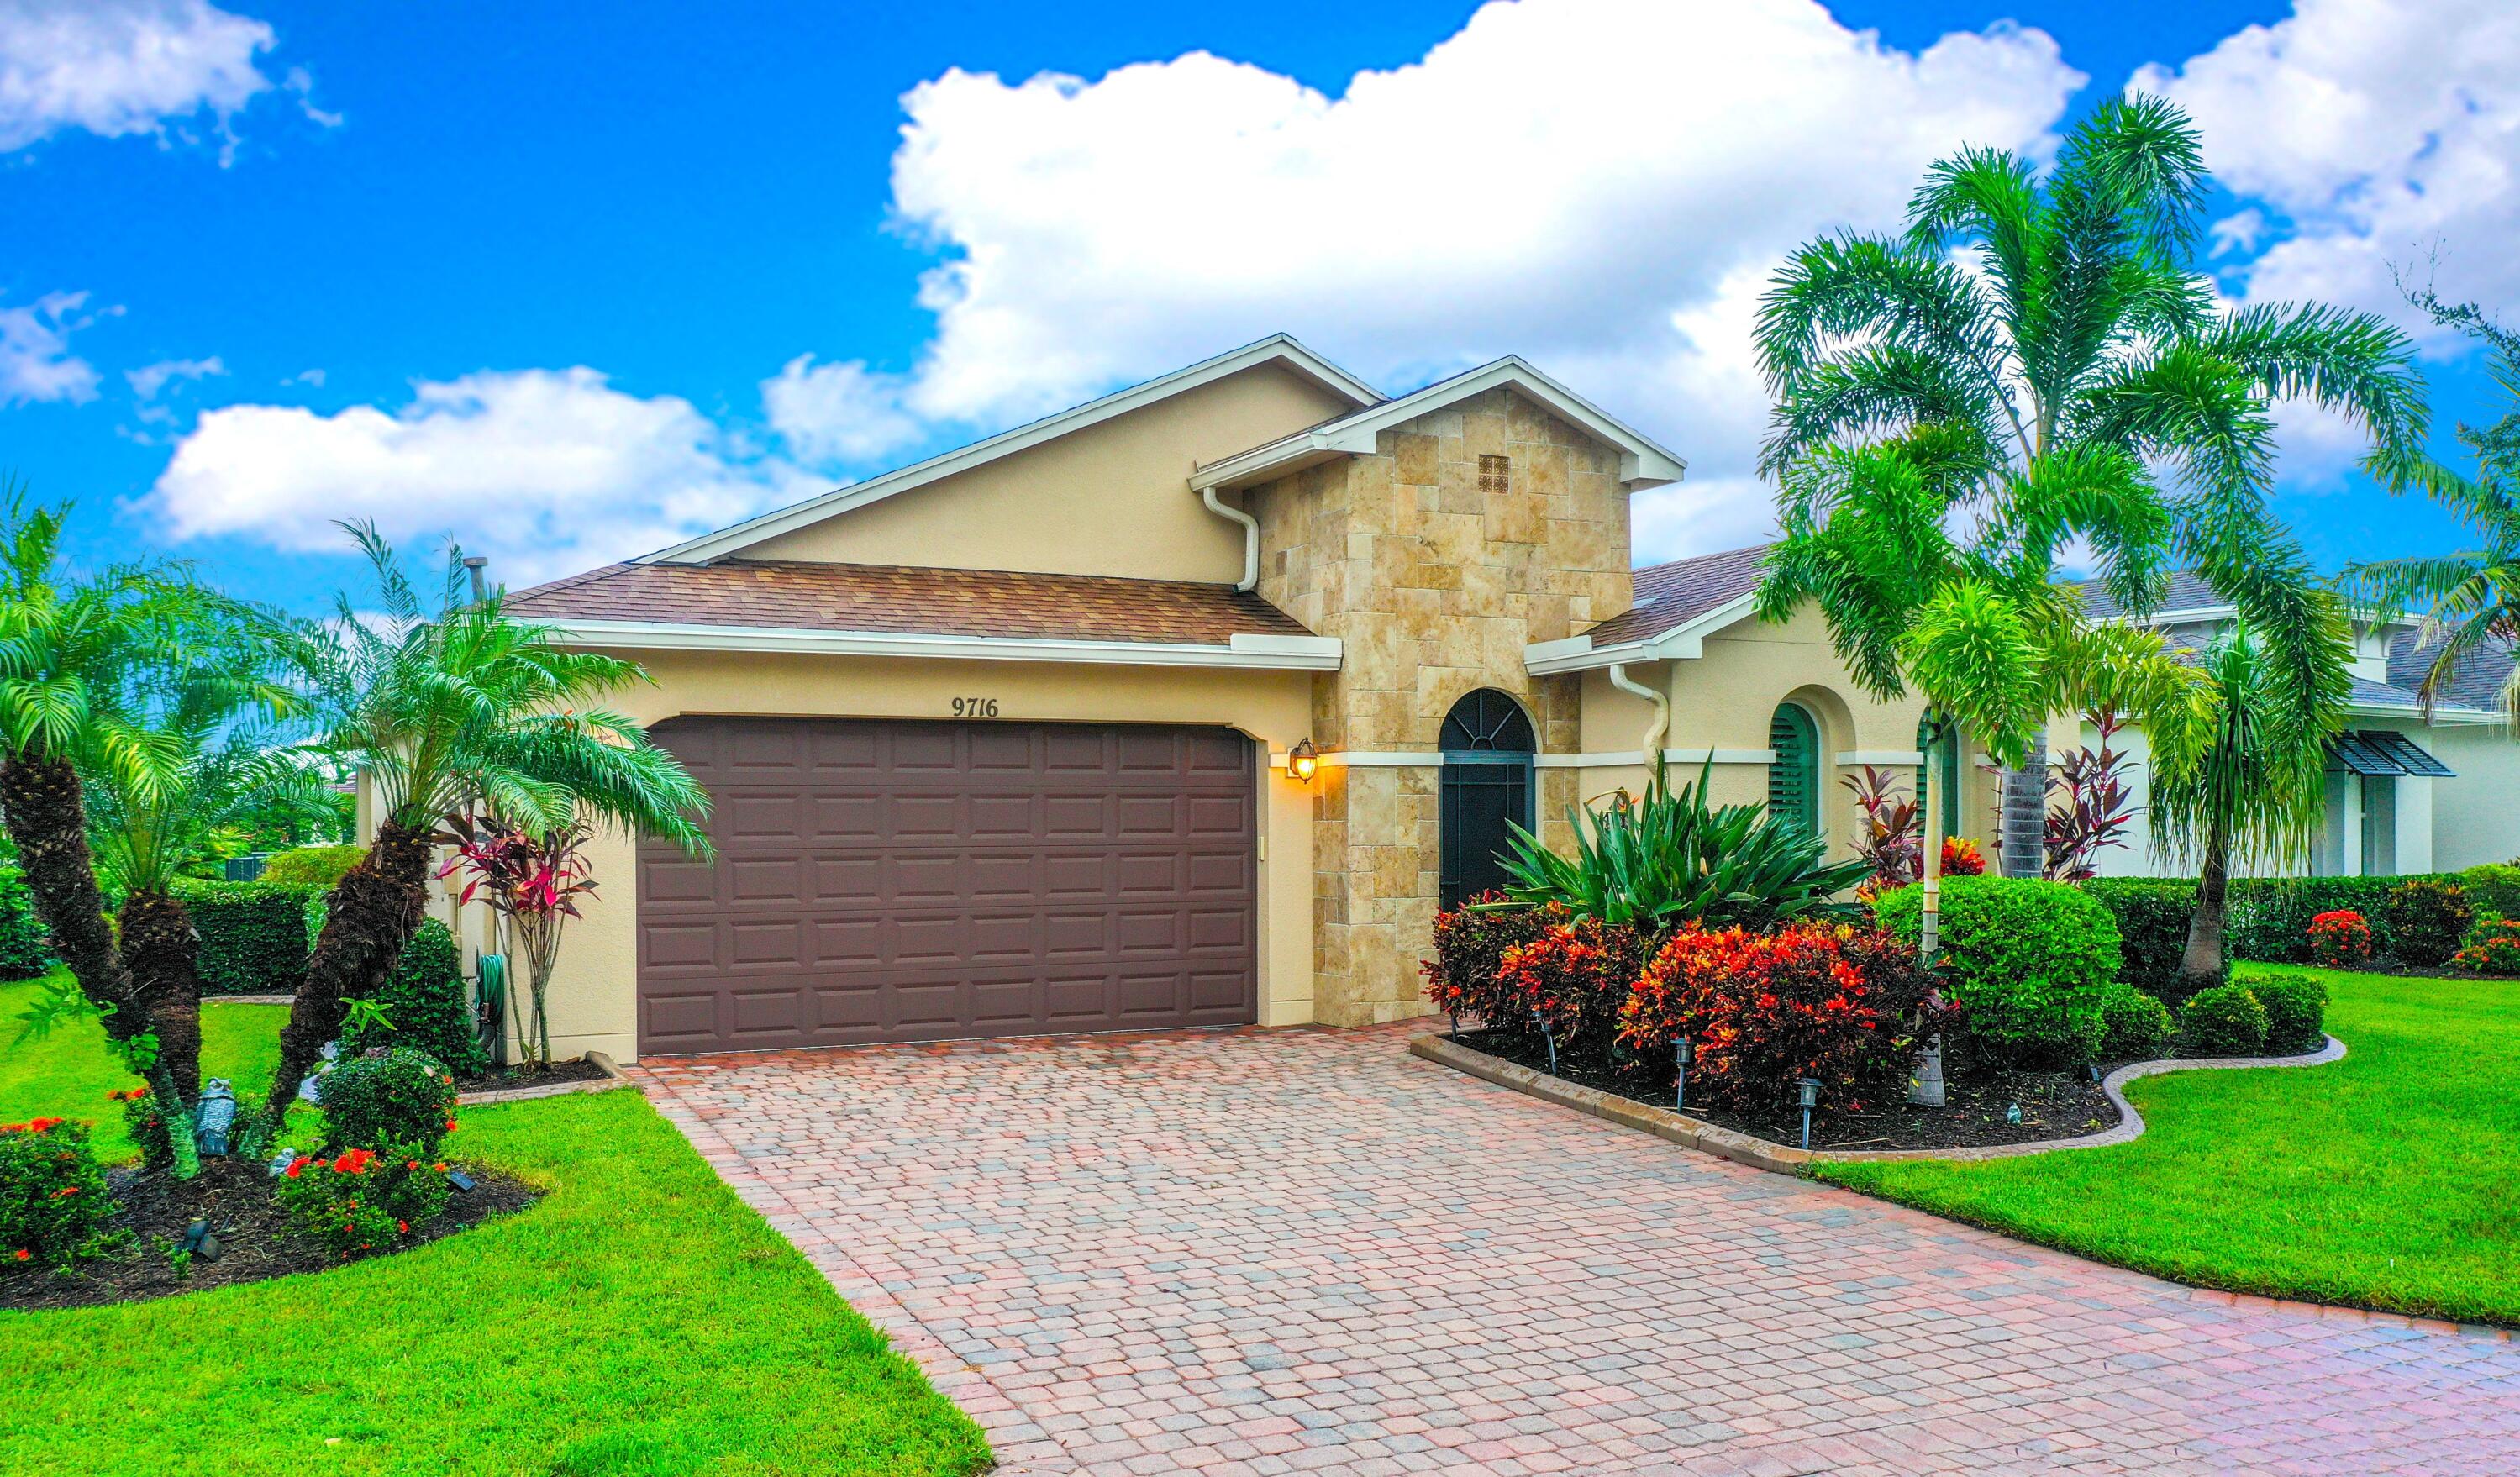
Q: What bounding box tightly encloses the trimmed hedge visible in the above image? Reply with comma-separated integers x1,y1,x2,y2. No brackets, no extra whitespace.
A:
2461,864,2520,922
2083,871,2514,987
1875,875,2121,1068
2224,877,2403,963
2096,982,2173,1061
166,880,323,996
260,844,365,891
0,864,50,981
2181,982,2269,1056
341,919,485,1077
2080,878,2218,1001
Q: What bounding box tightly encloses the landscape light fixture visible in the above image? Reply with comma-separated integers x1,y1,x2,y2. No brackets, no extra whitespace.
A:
1286,738,1318,782
1797,1078,1822,1150
1674,1037,1694,1111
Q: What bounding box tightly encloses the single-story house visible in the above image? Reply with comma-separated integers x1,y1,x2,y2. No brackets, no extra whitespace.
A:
429,334,2513,1062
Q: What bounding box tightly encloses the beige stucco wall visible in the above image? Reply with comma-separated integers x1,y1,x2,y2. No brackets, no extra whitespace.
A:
429,649,1318,1063
1248,386,1631,1025
744,362,1355,583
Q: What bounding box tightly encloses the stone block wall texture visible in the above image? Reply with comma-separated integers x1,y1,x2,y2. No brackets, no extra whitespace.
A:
1253,387,1632,1025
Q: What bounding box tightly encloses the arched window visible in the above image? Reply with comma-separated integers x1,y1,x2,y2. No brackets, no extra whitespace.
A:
1439,689,1537,908
1767,702,1820,837
1916,715,1960,839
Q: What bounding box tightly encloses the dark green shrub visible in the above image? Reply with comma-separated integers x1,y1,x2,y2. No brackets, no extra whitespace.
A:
1875,875,2120,1068
2080,878,2224,1001
2225,878,2402,962
318,1048,458,1157
2386,877,2474,967
2459,863,2520,922
260,844,365,891
0,865,50,981
166,879,322,994
2181,983,2269,1057
2096,984,2173,1062
340,920,485,1078
2252,973,2329,1053
276,1143,455,1260
1419,896,1561,1033
1,1117,119,1270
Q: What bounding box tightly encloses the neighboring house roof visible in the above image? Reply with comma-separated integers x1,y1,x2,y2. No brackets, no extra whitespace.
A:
1523,544,1770,674
2389,628,2517,713
2138,610,2502,721
1192,355,1687,493
640,334,1383,566
507,559,1341,670
2075,570,2228,620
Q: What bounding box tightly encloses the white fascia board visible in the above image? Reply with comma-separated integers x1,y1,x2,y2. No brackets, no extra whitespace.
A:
1193,355,1686,493
2346,701,2502,724
642,335,1381,565
548,619,1344,671
1523,591,1762,675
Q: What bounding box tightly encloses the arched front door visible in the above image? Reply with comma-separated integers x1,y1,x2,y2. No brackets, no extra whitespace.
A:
1439,689,1538,908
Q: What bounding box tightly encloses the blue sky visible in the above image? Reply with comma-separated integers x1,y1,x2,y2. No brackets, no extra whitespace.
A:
4,0,2512,611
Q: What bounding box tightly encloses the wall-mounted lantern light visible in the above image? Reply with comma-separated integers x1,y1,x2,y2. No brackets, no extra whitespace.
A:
1286,738,1318,782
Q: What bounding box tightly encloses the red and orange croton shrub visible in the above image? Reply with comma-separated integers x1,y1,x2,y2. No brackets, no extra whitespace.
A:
1493,917,1652,1049
1420,896,1561,1028
1616,922,1944,1116
1,1116,119,1271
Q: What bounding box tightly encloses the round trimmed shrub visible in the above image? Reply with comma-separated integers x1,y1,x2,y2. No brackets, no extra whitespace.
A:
2180,983,2268,1057
319,1047,458,1157
2096,983,2173,1062
260,844,366,891
340,920,486,1078
2251,973,2329,1054
1873,875,2121,1068
2385,877,2473,968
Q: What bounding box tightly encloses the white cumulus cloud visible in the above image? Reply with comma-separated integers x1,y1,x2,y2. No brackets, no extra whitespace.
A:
2135,0,2520,329
0,0,284,153
863,0,2081,562
145,368,814,586
761,355,924,468
0,290,104,405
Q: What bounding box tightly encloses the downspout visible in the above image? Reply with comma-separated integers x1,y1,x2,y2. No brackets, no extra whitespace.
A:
1201,485,1261,593
1607,663,1670,782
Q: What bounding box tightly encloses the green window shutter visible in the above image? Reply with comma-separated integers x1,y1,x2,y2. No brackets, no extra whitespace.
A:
1768,704,1819,835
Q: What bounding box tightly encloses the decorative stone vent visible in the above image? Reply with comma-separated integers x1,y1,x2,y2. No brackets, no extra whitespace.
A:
1478,454,1511,494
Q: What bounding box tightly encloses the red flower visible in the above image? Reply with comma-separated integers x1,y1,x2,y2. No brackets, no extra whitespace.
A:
27,1117,61,1133
396,1219,409,1234
11,1249,26,1261
286,1157,308,1178
445,1120,458,1133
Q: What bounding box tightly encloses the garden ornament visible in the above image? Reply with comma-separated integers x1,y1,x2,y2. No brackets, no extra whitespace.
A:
266,1145,297,1179
2005,1101,2023,1126
297,1041,343,1105
193,1079,237,1156
182,1217,223,1263
446,1168,477,1193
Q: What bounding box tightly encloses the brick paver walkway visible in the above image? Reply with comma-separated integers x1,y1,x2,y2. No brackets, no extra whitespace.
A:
631,1023,2520,1475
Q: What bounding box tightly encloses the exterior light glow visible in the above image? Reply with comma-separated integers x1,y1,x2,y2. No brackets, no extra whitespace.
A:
1287,738,1318,782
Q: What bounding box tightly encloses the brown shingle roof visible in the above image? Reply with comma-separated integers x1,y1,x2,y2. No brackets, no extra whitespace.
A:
1580,544,1773,647
506,559,1314,647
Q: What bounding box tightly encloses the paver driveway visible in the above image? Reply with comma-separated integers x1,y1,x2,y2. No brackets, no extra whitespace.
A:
632,1023,2520,1475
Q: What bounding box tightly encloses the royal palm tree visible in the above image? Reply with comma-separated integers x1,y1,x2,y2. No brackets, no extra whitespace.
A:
264,527,713,1116
2150,623,2338,990
0,497,192,1088
2348,291,2520,719
1755,92,2418,880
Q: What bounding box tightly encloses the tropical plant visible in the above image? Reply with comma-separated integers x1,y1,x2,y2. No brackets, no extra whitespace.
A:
0,1117,120,1270
2251,973,2328,1054
2452,917,2520,975
2149,624,2345,991
2307,909,2375,967
1494,763,1870,934
262,526,712,1116
2095,983,2172,1062
2044,709,2137,881
340,918,486,1076
437,812,597,1069
1844,765,1923,895
1492,917,1651,1051
1754,92,2416,974
1873,875,2122,1069
260,843,365,890
2345,287,2520,720
2385,876,2474,968
1419,896,1560,1032
317,1046,459,1159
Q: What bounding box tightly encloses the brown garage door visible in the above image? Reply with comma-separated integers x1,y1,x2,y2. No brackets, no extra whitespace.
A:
636,717,1258,1054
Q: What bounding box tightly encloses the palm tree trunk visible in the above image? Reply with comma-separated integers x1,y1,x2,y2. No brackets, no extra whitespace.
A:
118,889,204,1104
0,754,142,1043
1998,738,2049,879
2177,817,2232,998
266,818,432,1118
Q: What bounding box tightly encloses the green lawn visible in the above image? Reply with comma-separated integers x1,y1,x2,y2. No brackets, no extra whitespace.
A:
1816,964,2520,1327
2,973,296,1159
1,974,990,1476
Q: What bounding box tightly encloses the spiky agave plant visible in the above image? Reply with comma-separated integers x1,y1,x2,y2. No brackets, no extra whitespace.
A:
262,525,713,1116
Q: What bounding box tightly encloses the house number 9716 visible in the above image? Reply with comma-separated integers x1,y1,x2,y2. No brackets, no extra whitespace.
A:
952,697,1001,718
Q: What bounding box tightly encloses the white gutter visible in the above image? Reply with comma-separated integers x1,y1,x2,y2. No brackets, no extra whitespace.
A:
546,619,1343,671
1200,485,1262,593
1607,663,1670,774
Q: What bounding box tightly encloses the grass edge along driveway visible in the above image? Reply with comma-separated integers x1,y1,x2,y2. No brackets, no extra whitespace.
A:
1815,965,2520,1327
0,980,988,1477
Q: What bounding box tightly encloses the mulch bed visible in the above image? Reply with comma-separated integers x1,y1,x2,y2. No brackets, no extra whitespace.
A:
0,1157,539,1312
1454,1028,2122,1152
457,1059,608,1093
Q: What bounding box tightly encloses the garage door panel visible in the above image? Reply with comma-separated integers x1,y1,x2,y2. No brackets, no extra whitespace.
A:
639,717,1256,1054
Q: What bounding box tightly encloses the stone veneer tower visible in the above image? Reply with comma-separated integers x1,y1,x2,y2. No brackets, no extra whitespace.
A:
1247,386,1637,1026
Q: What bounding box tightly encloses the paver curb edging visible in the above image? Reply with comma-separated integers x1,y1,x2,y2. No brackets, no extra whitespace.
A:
1817,1033,2347,1164
1408,1029,2346,1175
455,1050,637,1106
